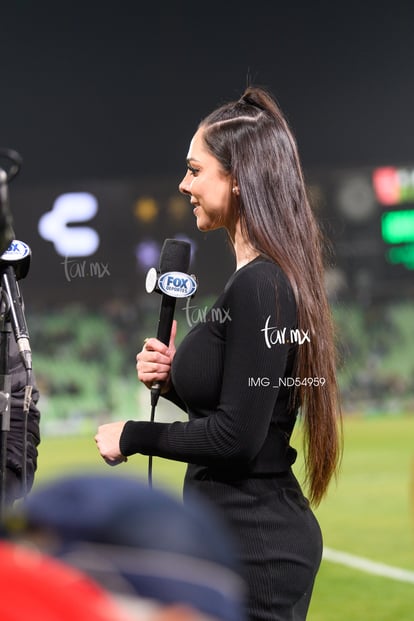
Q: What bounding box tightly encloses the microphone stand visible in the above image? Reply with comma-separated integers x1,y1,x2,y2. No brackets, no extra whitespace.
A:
0,165,12,518
1,265,33,512
0,297,12,518
0,154,31,517
0,270,33,518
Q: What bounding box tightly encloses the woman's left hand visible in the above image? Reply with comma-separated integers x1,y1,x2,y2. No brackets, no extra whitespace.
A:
95,421,128,466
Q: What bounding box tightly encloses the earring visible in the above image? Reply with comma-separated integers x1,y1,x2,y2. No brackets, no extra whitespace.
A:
232,186,239,195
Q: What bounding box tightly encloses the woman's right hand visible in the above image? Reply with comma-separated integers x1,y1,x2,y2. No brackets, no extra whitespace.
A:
136,320,177,392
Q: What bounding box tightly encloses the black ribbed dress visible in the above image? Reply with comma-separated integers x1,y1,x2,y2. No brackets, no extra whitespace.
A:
120,256,323,620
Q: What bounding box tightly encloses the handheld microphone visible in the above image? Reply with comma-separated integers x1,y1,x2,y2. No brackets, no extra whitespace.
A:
0,240,32,371
0,149,21,255
145,239,197,406
0,173,15,257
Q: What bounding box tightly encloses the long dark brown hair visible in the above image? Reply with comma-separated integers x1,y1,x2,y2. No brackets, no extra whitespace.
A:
200,86,342,505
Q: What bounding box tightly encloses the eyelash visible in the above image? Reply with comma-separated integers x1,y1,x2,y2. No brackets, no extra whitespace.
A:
187,164,199,176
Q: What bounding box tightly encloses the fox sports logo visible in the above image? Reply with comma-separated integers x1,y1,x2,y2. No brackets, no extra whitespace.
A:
158,271,197,298
2,240,30,260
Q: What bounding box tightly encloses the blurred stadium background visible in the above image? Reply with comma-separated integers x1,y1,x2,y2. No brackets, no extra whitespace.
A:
1,3,414,620
6,163,414,431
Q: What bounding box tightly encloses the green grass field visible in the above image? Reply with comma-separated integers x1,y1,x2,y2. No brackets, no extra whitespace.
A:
34,414,414,621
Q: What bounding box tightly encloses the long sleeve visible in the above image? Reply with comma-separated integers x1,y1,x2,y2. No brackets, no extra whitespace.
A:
120,259,298,473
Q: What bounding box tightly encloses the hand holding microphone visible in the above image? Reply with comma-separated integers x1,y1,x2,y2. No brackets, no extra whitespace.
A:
142,239,197,407
136,319,177,392
96,239,197,471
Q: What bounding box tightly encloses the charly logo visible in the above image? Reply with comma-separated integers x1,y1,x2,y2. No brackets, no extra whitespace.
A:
158,271,197,298
38,192,100,257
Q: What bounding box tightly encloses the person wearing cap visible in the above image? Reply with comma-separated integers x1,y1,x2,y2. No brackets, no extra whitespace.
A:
5,473,246,621
0,539,135,621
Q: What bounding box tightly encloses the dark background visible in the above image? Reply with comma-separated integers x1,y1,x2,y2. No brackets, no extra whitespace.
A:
1,1,414,307
2,2,414,183
0,2,412,420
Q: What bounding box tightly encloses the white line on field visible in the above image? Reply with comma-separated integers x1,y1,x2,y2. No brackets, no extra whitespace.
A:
323,547,414,584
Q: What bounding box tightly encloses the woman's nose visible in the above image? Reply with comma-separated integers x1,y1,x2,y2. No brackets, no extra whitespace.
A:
178,172,191,195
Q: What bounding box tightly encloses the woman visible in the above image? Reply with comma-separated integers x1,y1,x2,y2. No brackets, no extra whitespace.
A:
95,86,342,620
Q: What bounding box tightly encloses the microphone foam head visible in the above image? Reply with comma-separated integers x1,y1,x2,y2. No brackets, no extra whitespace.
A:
159,238,191,273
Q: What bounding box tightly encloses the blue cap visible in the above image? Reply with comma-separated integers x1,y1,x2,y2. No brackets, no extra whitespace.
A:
16,474,246,621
